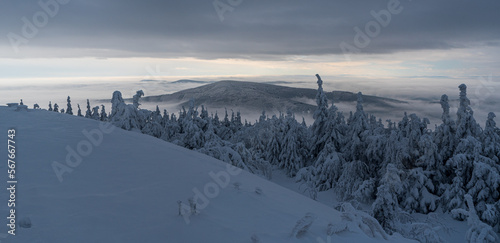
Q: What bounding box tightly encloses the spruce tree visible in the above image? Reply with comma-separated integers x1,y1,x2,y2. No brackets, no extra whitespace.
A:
66,96,73,115
372,163,403,233
85,99,92,118
100,105,108,121
77,104,83,117
310,74,329,157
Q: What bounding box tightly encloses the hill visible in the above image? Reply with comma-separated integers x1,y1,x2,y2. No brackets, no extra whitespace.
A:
136,81,406,114
0,106,413,242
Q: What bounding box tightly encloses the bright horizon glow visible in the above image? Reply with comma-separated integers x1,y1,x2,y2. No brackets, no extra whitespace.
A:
1,46,499,85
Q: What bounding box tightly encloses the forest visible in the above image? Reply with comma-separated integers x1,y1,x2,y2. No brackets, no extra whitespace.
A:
44,74,500,242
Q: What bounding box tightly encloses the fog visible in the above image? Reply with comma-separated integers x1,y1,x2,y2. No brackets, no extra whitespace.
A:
2,76,498,129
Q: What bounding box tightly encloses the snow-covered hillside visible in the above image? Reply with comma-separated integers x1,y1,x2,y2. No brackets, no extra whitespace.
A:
0,106,414,243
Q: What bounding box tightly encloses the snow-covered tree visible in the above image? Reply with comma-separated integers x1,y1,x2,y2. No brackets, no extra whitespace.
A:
66,96,73,115
401,167,438,214
85,99,92,118
109,91,144,131
372,163,404,234
133,90,144,109
180,101,204,149
48,101,53,111
91,106,100,120
445,136,478,211
482,112,500,163
100,105,108,121
53,103,59,112
456,84,481,139
342,92,369,163
434,94,456,164
336,159,370,201
310,143,344,192
310,74,330,157
77,104,83,117
278,111,306,176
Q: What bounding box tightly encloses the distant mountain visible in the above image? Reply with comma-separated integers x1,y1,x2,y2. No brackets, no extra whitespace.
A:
137,81,406,114
171,79,214,84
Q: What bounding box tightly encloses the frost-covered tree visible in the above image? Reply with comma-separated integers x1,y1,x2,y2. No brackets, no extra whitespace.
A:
53,103,59,112
308,143,344,192
445,136,479,211
66,96,73,115
310,74,330,157
445,85,487,212
180,101,204,149
401,113,429,167
161,109,170,127
48,101,53,111
133,90,144,109
77,104,83,117
482,112,500,163
456,84,481,139
142,109,163,138
265,115,284,166
434,94,456,164
336,160,370,201
401,167,438,214
100,105,108,121
342,92,369,163
417,133,442,183
372,163,404,233
85,99,92,118
91,106,100,120
278,111,306,176
109,91,144,131
365,119,387,176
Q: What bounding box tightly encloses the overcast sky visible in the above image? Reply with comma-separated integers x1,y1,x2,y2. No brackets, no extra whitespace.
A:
0,0,499,89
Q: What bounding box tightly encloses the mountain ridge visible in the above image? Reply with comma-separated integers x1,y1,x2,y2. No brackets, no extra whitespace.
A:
130,80,407,114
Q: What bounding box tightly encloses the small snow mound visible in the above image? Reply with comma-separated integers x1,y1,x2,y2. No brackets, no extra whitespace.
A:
19,217,32,228
15,105,28,112
291,212,316,238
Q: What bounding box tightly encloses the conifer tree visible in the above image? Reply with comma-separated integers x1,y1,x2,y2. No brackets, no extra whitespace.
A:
133,90,144,109
373,163,403,233
310,74,329,157
85,99,92,118
482,112,500,163
100,105,108,121
77,104,83,117
91,106,100,120
66,96,73,115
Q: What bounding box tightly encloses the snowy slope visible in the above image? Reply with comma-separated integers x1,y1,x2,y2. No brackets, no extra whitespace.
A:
0,107,414,243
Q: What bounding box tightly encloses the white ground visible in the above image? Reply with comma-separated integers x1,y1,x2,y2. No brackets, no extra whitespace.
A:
0,106,428,242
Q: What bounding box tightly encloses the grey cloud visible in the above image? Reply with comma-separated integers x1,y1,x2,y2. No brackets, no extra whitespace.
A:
0,0,499,59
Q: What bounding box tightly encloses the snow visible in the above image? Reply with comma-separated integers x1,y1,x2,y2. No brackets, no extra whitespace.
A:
0,106,414,243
